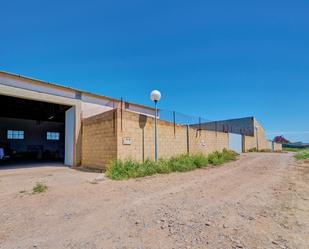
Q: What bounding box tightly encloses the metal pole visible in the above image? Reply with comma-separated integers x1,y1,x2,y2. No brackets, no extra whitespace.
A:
199,116,201,137
186,125,190,154
271,141,274,152
120,97,123,131
173,111,176,135
256,127,259,151
154,100,158,161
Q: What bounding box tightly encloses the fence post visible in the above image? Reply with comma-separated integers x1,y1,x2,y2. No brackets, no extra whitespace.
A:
173,111,176,136
272,141,275,152
120,97,123,131
186,125,190,154
113,110,116,134
215,121,218,137
199,117,201,137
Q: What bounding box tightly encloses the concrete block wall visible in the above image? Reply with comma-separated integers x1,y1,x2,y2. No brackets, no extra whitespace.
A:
81,109,230,170
243,119,270,151
189,129,229,155
81,109,282,170
117,109,229,162
117,109,186,161
267,140,273,150
81,109,117,169
267,141,282,152
273,142,282,152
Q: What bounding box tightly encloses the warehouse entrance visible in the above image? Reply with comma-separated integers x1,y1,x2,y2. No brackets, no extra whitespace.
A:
0,94,73,166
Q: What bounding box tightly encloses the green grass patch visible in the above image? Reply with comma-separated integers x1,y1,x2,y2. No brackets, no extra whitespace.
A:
106,149,238,180
283,147,306,152
247,147,258,152
294,150,309,160
32,182,48,194
247,148,274,153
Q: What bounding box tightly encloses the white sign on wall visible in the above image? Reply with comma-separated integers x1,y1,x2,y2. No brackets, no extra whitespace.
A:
122,137,132,145
201,140,206,146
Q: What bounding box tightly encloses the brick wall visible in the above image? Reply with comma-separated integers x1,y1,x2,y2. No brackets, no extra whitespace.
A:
243,119,269,151
81,109,117,169
117,109,186,161
117,109,229,162
266,141,282,152
82,109,280,170
267,140,273,150
189,129,229,154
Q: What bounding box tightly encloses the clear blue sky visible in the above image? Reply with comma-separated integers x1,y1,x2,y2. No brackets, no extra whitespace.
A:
1,0,308,142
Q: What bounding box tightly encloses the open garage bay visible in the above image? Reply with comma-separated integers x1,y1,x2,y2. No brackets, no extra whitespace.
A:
0,95,71,166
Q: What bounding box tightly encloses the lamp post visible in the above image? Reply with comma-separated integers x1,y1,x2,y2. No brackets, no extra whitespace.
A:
150,90,161,161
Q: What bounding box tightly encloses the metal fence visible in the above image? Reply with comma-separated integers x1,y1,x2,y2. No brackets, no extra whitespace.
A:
87,96,254,136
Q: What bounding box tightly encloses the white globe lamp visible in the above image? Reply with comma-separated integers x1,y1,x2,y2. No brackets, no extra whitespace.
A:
150,90,161,102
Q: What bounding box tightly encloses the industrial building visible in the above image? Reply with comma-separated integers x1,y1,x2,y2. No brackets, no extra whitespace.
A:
0,71,281,169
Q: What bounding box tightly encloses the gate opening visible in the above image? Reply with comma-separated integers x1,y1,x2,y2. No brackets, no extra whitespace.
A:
0,94,72,166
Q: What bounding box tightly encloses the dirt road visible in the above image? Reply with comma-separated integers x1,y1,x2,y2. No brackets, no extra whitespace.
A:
0,153,308,249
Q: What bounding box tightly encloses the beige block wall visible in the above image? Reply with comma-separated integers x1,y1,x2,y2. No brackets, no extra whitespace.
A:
189,129,229,155
273,143,282,151
82,109,276,170
243,135,255,151
117,109,186,161
117,109,229,161
81,109,117,169
267,140,273,150
244,136,282,152
243,119,269,151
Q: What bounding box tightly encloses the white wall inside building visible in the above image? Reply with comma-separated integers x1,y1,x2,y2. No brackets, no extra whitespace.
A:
65,107,75,166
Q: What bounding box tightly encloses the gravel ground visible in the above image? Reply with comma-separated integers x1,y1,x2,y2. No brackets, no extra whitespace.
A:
0,153,308,249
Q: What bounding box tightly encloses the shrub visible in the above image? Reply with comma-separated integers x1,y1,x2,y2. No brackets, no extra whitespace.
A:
207,149,237,166
106,150,238,180
283,147,304,152
32,182,48,194
259,149,272,153
191,153,209,168
247,148,274,153
105,160,139,180
248,148,258,152
222,149,238,160
166,154,196,172
294,150,309,160
273,135,290,144
207,151,224,165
